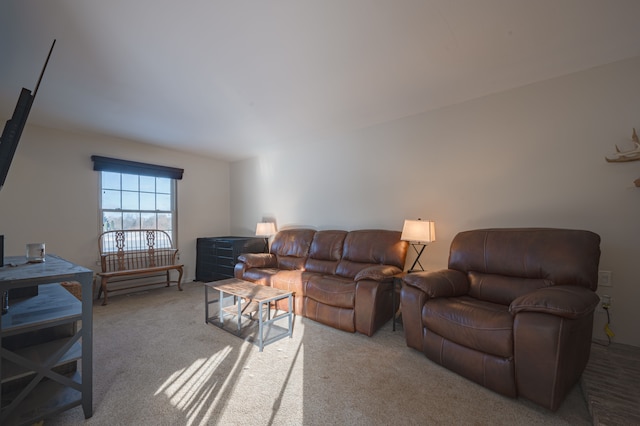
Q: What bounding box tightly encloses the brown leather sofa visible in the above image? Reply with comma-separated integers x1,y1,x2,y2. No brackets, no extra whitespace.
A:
234,228,408,336
401,228,601,411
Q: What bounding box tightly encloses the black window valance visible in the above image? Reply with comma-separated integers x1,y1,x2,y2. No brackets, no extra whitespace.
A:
91,155,184,180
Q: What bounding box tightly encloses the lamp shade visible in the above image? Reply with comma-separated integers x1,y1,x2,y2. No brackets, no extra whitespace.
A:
255,222,277,237
401,219,435,243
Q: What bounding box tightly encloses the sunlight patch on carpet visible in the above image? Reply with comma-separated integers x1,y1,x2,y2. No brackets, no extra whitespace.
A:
154,344,252,425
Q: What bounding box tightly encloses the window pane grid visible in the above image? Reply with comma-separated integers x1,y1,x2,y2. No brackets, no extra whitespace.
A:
100,172,176,240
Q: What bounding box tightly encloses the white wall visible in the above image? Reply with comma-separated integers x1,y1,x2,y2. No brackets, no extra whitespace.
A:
0,125,230,281
230,56,640,347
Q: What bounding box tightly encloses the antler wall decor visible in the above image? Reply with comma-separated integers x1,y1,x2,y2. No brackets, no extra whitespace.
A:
605,128,640,187
605,128,640,163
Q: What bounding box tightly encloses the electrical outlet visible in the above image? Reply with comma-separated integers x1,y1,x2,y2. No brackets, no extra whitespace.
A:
598,270,612,287
595,294,612,314
596,294,612,312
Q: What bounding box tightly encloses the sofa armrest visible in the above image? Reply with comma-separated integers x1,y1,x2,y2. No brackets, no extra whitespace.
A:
403,269,469,298
354,265,402,282
510,285,599,319
236,253,277,269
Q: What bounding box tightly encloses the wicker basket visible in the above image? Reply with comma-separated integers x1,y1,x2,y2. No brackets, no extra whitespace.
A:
60,281,82,300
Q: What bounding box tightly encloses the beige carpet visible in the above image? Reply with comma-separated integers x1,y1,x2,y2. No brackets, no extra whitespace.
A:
46,281,592,426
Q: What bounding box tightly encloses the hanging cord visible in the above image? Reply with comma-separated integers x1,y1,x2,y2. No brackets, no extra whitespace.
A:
594,302,614,347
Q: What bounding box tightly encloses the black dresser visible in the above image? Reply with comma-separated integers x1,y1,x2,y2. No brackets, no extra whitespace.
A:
196,236,266,281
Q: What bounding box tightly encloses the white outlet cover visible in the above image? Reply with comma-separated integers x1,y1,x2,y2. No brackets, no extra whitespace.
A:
598,271,612,287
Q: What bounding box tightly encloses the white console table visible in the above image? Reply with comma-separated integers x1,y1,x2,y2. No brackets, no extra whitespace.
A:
0,254,93,425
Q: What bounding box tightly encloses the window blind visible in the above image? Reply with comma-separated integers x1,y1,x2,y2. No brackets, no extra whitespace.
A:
91,155,183,180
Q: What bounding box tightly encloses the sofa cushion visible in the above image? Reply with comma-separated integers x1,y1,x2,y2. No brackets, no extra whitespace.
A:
424,296,513,358
305,299,355,333
335,260,375,279
468,272,552,305
306,275,355,309
354,264,402,282
270,229,316,270
449,228,600,290
305,230,346,274
271,270,306,293
510,285,600,318
271,270,314,315
236,253,276,269
241,268,279,287
403,269,470,298
336,230,407,278
341,230,406,266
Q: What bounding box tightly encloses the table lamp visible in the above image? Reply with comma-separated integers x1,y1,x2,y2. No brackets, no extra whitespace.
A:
255,222,277,252
401,218,435,272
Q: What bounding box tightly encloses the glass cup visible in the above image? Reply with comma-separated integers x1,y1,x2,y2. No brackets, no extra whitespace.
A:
26,243,46,263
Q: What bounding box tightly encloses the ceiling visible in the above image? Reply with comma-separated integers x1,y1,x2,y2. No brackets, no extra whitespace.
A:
2,1,640,162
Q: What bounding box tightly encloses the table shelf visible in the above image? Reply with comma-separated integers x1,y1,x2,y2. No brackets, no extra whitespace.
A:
1,284,81,337
2,338,81,385
2,371,82,426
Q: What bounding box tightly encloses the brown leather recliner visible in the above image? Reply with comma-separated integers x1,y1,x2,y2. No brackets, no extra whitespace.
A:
401,228,601,411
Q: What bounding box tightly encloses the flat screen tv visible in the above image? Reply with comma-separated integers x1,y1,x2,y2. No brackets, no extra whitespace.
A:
0,40,55,191
0,89,35,190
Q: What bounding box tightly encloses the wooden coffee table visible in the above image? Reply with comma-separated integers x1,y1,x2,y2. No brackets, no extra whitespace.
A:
204,278,293,351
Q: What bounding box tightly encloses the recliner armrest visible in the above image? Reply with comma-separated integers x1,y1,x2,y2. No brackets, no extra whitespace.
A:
510,285,599,319
236,253,277,269
403,269,469,298
354,265,402,282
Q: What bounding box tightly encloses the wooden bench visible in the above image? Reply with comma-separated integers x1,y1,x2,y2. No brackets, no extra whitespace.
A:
96,229,184,305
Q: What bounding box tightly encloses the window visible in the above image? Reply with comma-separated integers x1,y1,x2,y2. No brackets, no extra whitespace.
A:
92,156,183,242
100,171,175,233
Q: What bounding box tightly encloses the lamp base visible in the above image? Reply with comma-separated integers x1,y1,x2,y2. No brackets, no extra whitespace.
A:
408,243,426,271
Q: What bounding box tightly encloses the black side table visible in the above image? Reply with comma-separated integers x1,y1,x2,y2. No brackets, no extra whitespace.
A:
391,272,407,331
